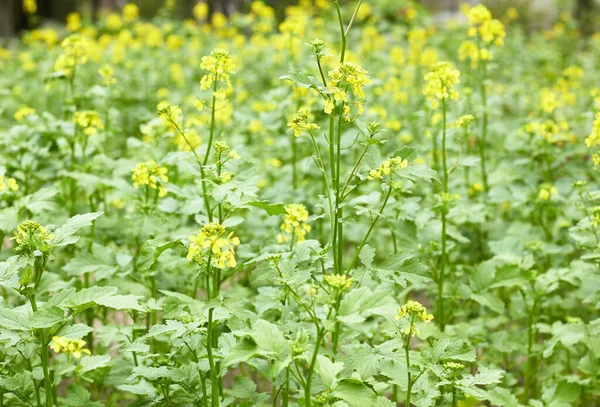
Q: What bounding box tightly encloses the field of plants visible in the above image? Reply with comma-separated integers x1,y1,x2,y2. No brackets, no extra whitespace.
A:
0,0,599,406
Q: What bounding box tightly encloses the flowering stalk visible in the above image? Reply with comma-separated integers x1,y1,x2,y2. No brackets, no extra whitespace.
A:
439,96,449,332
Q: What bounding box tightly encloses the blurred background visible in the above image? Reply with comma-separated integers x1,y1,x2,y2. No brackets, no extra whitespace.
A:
0,0,598,36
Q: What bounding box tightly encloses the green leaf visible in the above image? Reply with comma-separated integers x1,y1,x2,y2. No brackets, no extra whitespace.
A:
95,294,144,312
65,286,143,312
65,286,118,312
136,239,185,273
280,68,321,89
55,323,93,340
316,355,343,389
222,339,259,368
118,380,157,397
332,379,377,407
487,387,521,407
52,212,104,247
62,385,103,407
471,293,505,314
0,306,28,330
247,201,287,216
27,307,65,329
252,319,289,358
79,355,111,374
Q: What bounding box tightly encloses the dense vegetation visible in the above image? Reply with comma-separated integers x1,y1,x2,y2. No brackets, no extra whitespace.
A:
1,1,599,406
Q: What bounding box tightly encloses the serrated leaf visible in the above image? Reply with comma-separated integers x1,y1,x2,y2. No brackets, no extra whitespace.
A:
79,355,111,374
316,355,343,389
52,212,104,247
27,307,65,329
332,379,377,407
95,294,144,312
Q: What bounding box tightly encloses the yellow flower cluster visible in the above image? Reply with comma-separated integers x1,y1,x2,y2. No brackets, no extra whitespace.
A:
99,65,117,86
200,48,235,91
14,106,36,121
157,101,182,127
187,222,240,269
458,40,491,68
131,161,168,198
213,140,241,161
0,175,19,192
368,156,408,180
23,0,36,14
123,3,139,22
538,185,558,201
13,220,54,254
287,108,319,137
396,300,434,336
174,128,202,152
591,206,600,228
423,62,460,109
324,274,353,290
67,12,82,32
53,34,90,77
74,110,104,135
466,5,505,46
278,203,311,244
326,62,371,118
50,336,91,358
453,114,475,128
585,113,600,149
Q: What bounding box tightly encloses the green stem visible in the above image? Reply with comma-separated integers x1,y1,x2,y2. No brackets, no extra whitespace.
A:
439,97,448,332
405,323,413,407
305,328,324,407
346,184,393,272
478,60,489,195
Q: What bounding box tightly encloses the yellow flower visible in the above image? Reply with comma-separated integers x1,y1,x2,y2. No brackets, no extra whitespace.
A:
14,106,35,121
53,34,90,77
423,62,460,109
287,108,319,137
324,274,353,290
453,114,475,128
131,160,169,198
123,3,139,22
328,62,371,101
66,12,82,31
396,300,433,336
200,48,235,91
0,175,18,196
187,222,240,269
13,220,54,255
99,65,117,86
368,156,408,180
74,111,104,136
538,185,558,201
193,2,208,20
277,203,311,244
585,113,600,149
50,336,91,359
541,88,559,114
23,0,37,14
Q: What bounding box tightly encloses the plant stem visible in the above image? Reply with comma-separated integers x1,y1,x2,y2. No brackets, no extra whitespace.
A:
346,184,393,272
305,328,324,407
438,97,449,332
200,75,219,222
478,60,489,195
405,323,413,407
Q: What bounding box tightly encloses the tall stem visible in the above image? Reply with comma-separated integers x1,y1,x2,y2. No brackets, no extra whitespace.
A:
478,61,489,195
305,328,323,407
405,324,413,407
201,75,219,222
346,185,393,272
438,97,448,332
